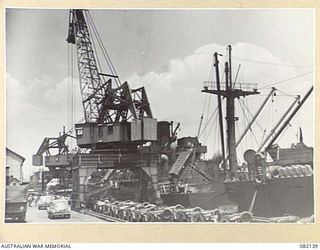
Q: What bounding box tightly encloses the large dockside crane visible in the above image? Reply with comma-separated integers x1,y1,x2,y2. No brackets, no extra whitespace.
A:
33,9,207,208
66,9,168,207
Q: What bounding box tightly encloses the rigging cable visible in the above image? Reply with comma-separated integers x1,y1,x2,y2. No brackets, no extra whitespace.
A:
85,14,106,84
86,11,121,87
202,111,217,146
276,88,299,98
199,107,219,138
232,56,313,69
233,64,241,88
202,66,215,140
260,71,313,90
213,110,219,156
239,97,265,133
71,44,75,150
237,99,260,149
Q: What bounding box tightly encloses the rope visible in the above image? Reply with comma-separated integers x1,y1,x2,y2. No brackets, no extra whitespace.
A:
86,11,121,87
199,107,219,138
237,99,260,148
195,191,227,207
203,114,216,146
239,98,265,133
67,44,70,137
71,45,75,149
85,14,105,82
276,88,299,98
260,71,313,90
233,56,312,69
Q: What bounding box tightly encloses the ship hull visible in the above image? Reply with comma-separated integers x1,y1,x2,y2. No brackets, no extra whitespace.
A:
161,182,235,210
224,176,314,217
87,175,314,218
161,176,313,218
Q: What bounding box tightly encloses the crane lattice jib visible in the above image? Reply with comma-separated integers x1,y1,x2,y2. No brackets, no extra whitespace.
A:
67,9,140,124
67,10,104,123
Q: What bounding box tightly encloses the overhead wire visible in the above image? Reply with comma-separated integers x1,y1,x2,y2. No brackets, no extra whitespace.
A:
202,65,215,139
232,56,313,69
199,107,219,138
203,113,216,146
86,11,121,87
260,71,313,90
237,99,260,149
85,14,105,85
239,98,265,133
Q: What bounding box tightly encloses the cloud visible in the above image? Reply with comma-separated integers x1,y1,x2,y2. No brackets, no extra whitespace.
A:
124,42,314,157
6,73,83,178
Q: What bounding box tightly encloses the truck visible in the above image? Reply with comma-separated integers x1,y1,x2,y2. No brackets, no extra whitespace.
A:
5,185,28,222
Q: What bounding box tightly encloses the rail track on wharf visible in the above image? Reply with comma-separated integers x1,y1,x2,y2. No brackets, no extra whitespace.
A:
83,209,126,222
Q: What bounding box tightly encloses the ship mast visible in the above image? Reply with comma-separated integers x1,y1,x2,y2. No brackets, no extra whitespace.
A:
202,45,260,177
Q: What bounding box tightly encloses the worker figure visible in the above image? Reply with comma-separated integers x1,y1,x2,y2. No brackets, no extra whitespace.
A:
177,179,185,193
34,194,40,206
28,195,33,207
254,152,267,184
80,202,86,214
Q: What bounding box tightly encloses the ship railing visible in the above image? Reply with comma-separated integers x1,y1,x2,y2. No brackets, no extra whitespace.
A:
159,183,174,194
203,81,258,92
159,182,214,194
73,153,159,167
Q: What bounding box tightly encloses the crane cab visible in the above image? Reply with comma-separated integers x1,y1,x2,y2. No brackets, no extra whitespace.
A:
75,118,158,148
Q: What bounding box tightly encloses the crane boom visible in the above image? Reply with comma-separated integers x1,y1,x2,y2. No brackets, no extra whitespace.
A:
67,9,105,123
265,86,313,150
67,9,137,124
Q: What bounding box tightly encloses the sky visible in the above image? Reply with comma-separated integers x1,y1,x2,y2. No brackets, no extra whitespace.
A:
5,8,314,180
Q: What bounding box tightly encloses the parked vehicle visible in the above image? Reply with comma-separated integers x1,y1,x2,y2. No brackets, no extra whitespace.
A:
5,185,28,222
47,199,71,219
38,195,53,210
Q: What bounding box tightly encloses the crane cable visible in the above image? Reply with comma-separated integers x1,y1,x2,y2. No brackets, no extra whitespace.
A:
85,16,106,85
86,11,121,87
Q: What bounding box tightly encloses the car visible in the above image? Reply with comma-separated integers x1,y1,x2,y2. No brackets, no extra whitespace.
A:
5,185,28,222
47,199,71,219
38,195,53,210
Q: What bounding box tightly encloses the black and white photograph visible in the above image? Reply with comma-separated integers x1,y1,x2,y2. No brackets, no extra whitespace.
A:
5,8,314,225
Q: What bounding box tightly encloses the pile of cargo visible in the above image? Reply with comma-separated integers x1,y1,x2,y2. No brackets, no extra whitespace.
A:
89,199,314,223
276,164,313,178
91,199,254,222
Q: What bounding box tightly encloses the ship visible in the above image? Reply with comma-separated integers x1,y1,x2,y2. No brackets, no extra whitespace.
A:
159,47,314,218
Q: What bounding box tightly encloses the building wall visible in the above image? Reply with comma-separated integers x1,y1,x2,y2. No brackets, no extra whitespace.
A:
6,149,24,184
8,178,20,187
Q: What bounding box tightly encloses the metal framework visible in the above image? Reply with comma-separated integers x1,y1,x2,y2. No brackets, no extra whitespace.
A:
67,9,137,124
131,86,153,118
35,131,74,156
